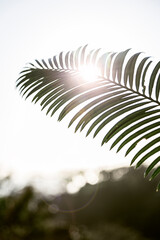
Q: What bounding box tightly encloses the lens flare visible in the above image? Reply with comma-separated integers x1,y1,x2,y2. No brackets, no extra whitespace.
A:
79,65,100,82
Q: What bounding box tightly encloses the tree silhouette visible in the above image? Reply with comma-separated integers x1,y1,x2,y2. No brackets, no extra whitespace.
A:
17,46,160,189
1,167,160,239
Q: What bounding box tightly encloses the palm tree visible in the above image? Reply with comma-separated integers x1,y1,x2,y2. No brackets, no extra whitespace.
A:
16,45,160,190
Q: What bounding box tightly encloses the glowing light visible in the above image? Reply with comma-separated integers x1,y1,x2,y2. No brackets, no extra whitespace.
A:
66,175,86,194
84,170,99,185
79,65,100,82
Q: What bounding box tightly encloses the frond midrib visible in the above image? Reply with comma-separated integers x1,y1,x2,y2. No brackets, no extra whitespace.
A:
98,75,160,107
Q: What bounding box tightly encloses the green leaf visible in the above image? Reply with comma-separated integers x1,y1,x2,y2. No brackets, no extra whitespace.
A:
58,52,64,69
135,146,160,168
79,92,134,133
80,45,88,66
150,166,160,181
111,115,160,150
17,45,160,190
53,56,59,68
65,51,70,69
141,61,152,95
42,59,49,69
35,59,44,68
98,103,152,142
112,49,130,83
155,74,160,101
97,52,111,76
144,156,160,177
69,51,74,69
48,58,54,68
91,48,101,65
131,136,160,165
135,57,150,91
74,46,82,69
149,61,160,97
124,53,141,88
118,121,160,153
126,127,160,155
59,83,118,122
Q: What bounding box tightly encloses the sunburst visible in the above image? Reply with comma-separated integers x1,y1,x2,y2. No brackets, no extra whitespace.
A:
79,64,100,82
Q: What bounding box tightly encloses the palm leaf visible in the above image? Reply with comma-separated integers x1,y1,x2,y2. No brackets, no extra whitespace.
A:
17,46,160,190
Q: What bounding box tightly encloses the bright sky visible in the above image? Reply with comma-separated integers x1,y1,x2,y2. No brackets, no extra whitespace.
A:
0,0,160,190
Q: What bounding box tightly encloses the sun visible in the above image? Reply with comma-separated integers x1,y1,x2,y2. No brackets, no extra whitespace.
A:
79,64,100,82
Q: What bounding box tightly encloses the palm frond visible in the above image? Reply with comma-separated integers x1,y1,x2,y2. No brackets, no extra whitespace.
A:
17,45,160,190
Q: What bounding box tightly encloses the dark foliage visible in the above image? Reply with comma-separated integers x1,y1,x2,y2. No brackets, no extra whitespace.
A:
0,167,160,239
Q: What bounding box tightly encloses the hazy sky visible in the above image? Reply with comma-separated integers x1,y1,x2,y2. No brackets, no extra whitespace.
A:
0,0,160,188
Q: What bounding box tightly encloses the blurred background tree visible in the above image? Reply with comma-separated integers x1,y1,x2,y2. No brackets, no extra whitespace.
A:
0,166,159,240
